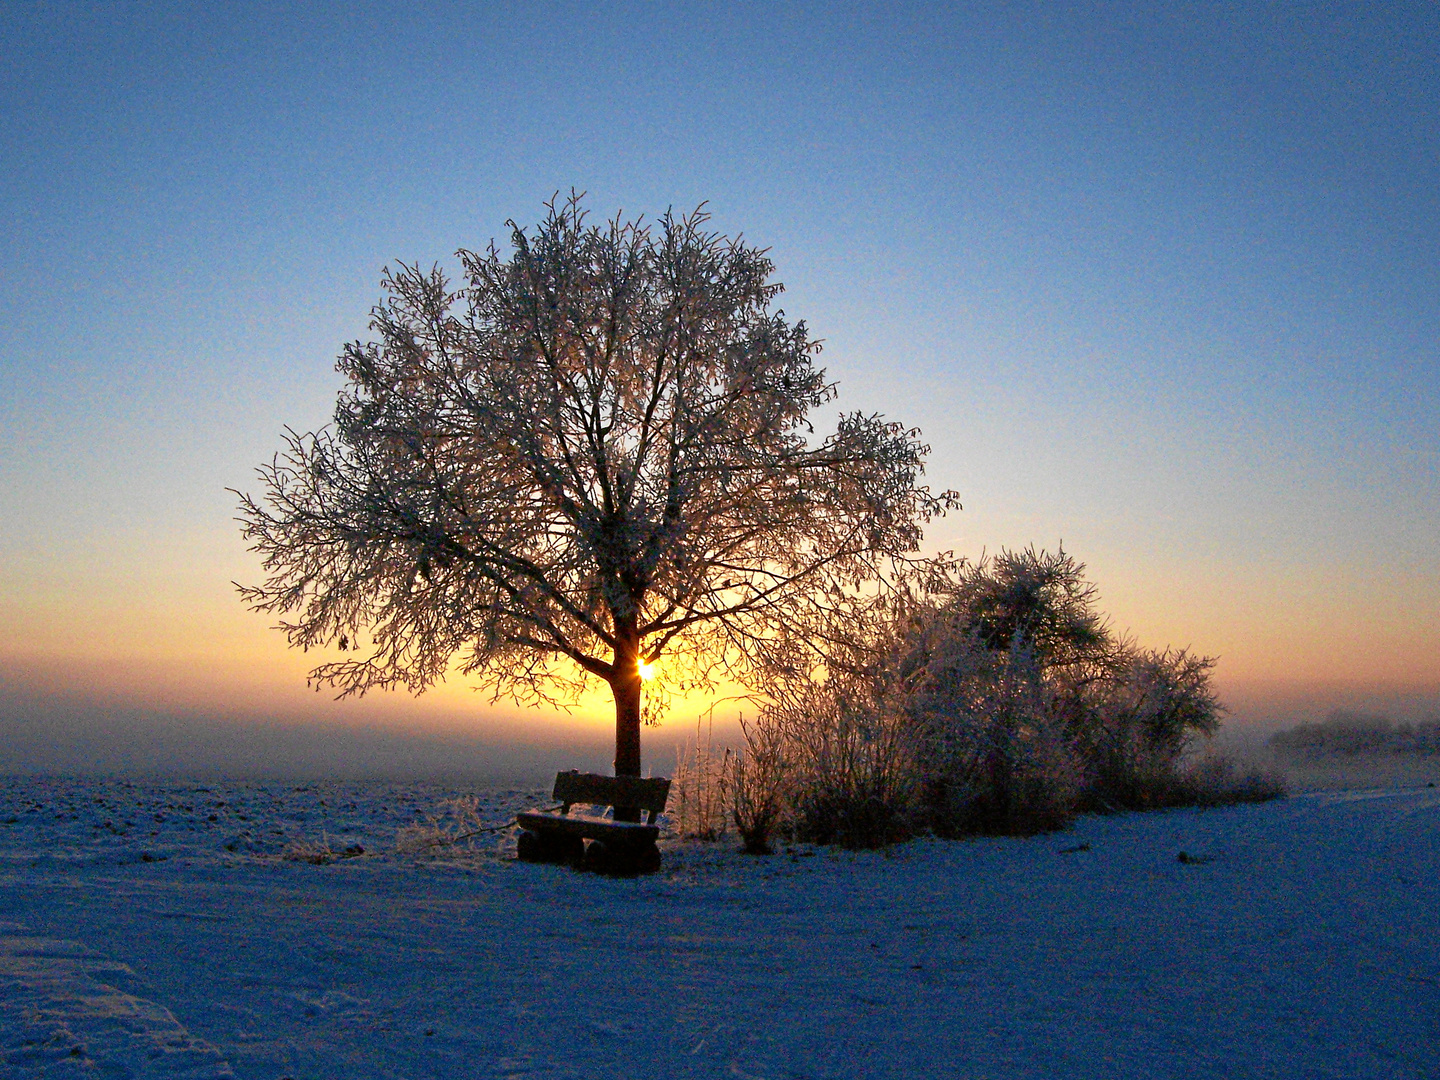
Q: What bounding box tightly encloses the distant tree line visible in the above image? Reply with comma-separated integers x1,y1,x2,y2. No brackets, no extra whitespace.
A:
1269,711,1440,758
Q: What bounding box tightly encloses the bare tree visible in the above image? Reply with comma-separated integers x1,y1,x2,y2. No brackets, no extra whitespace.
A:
236,195,956,786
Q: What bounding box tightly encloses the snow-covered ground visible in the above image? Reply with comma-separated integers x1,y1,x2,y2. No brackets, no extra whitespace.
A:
0,778,1435,1080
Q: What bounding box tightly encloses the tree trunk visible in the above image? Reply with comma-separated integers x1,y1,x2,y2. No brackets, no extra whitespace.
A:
613,669,642,777
610,625,643,822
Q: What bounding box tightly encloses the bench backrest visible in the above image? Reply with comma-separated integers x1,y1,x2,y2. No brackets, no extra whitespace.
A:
553,771,671,814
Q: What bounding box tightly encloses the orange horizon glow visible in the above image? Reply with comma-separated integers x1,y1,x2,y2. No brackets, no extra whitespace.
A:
4,567,1435,736
3,514,1437,734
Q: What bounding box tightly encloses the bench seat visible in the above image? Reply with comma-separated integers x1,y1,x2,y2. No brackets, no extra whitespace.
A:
514,810,659,848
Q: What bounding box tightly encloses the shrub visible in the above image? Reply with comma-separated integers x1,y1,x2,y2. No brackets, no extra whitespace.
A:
730,713,793,854
780,690,919,848
672,720,732,841
1164,755,1288,807
740,546,1280,850
1080,647,1225,810
949,546,1109,669
753,594,925,849
282,831,363,864
910,637,1081,835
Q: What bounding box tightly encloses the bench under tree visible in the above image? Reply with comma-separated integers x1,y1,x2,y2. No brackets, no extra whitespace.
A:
516,771,671,875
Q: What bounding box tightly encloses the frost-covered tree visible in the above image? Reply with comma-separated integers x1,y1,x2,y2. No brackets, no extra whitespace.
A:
237,196,955,784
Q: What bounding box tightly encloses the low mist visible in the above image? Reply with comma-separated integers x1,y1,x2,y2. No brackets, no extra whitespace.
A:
4,663,1433,787
0,676,732,786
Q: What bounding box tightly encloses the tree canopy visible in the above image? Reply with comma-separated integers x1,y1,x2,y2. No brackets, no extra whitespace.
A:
237,196,956,777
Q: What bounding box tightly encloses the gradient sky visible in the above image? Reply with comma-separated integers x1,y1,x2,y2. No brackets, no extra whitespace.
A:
2,2,1437,776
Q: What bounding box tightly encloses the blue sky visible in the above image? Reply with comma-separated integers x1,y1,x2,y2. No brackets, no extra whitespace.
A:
2,2,1436,773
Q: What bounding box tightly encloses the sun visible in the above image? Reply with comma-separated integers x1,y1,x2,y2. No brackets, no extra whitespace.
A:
638,660,657,681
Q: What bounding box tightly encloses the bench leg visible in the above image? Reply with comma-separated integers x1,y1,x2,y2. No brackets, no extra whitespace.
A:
582,839,662,876
517,829,584,866
634,841,661,875
516,829,545,862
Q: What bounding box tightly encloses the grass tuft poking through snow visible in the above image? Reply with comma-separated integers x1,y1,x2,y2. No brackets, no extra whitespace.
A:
392,795,493,857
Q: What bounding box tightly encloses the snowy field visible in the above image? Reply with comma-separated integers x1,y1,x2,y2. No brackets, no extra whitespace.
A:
0,778,1436,1080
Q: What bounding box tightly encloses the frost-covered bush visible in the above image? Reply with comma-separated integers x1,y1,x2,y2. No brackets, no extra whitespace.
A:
921,551,1233,819
1171,755,1287,807
282,834,336,864
948,547,1108,667
672,723,733,841
902,625,1079,835
739,546,1266,849
1079,647,1225,810
920,664,1083,835
742,687,923,848
729,714,794,854
903,552,1100,835
748,578,927,852
782,699,916,849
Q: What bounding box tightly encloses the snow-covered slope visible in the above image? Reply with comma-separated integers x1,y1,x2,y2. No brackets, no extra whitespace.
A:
0,929,232,1078
0,779,1435,1079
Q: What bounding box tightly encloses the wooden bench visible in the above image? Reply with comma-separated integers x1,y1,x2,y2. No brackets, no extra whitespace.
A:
515,771,671,875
